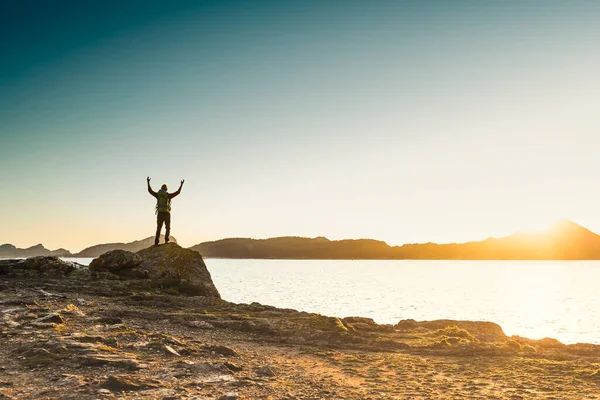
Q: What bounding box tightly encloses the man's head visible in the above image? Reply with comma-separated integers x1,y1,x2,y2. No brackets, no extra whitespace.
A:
161,184,168,190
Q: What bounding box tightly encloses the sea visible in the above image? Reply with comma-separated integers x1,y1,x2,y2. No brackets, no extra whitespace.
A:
39,258,600,345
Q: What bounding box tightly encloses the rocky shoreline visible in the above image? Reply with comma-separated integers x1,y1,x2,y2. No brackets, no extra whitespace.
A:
1,244,600,399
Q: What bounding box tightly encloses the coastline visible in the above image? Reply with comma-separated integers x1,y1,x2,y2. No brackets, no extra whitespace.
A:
4,256,597,344
2,253,600,398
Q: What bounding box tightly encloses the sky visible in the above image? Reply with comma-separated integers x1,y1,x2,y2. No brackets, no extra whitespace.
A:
2,1,600,251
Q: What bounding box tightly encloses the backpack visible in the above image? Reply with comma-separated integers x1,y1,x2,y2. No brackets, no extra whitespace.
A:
156,190,171,213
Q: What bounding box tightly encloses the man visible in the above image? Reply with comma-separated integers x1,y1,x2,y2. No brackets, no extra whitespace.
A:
147,177,184,245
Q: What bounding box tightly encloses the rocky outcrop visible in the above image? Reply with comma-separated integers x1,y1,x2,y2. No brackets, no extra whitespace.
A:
85,244,220,297
134,243,220,297
2,245,220,299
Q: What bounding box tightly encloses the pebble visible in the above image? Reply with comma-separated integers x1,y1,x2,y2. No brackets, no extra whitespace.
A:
219,392,238,400
205,345,237,356
187,320,215,329
105,323,127,331
164,345,181,357
224,362,243,372
256,366,276,377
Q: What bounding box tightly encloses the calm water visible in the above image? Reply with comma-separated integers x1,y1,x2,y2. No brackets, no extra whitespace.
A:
207,259,600,345
56,258,600,344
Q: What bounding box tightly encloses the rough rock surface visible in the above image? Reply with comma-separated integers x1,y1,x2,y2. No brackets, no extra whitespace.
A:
0,256,78,276
89,250,143,272
412,319,506,341
134,243,220,297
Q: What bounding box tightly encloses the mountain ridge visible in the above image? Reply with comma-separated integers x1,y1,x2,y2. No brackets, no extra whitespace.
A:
4,220,600,260
74,236,177,258
191,220,600,260
0,243,72,258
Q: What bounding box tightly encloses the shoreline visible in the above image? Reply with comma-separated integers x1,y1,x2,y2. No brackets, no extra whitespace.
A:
2,254,600,398
3,256,596,346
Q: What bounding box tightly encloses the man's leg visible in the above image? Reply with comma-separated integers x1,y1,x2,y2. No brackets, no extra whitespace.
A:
155,214,165,245
165,213,171,243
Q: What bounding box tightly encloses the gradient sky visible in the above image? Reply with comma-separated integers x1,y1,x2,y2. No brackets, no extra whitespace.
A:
2,1,600,251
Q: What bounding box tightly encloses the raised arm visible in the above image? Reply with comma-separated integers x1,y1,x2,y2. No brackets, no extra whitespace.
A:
147,176,157,197
169,179,184,199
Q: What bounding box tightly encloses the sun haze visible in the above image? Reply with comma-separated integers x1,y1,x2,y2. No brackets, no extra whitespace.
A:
2,1,600,251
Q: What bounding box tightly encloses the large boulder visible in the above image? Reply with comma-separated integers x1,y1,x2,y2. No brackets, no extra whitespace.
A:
89,250,143,272
134,244,220,297
88,244,221,298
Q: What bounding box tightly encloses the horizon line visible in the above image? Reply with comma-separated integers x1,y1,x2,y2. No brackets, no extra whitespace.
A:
1,218,590,254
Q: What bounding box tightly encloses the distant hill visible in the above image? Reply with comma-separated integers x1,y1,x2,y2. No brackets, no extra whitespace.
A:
74,236,176,258
394,220,600,260
0,244,72,258
192,220,600,260
191,236,393,259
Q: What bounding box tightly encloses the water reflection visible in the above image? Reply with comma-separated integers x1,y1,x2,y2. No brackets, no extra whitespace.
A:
206,259,600,344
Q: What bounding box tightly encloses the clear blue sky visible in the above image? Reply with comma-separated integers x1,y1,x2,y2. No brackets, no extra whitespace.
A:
2,1,600,251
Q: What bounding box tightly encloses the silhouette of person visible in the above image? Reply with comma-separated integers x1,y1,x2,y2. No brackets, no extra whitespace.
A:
147,177,184,245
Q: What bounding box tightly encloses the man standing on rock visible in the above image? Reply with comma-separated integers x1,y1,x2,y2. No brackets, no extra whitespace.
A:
147,177,184,246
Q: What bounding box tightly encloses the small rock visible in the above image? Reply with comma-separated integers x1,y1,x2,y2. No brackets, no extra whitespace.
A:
76,298,90,306
98,388,111,394
81,355,145,371
188,362,230,375
94,316,123,325
187,320,215,329
344,316,376,325
219,392,238,400
33,313,65,325
37,289,65,297
101,375,158,392
164,345,181,357
155,389,180,399
395,319,419,330
29,322,57,329
523,344,537,353
224,362,243,372
505,339,523,351
204,345,237,356
350,322,374,331
4,319,20,328
175,360,196,367
255,366,275,377
105,323,127,331
61,305,85,317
